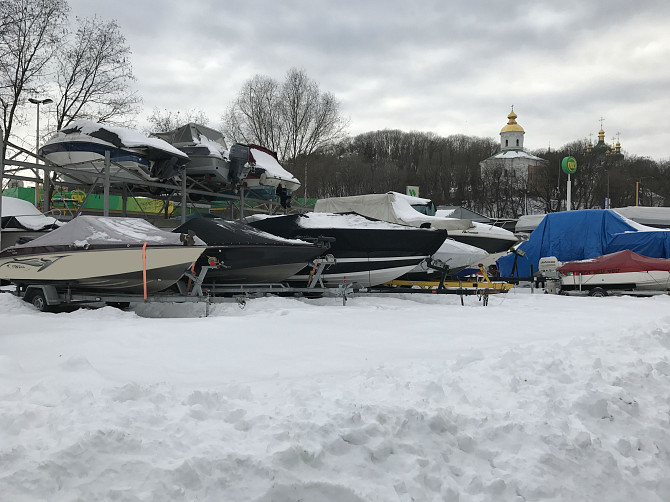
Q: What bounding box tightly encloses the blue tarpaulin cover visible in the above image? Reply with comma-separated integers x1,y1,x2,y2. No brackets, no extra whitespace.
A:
496,210,641,277
605,230,670,258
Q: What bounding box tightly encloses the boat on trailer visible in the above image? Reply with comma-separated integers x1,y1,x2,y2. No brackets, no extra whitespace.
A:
0,216,205,294
314,192,518,253
39,120,190,185
247,212,448,288
557,250,670,294
172,217,327,284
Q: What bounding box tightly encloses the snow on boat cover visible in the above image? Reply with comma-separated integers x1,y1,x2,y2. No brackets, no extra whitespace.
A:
1,215,204,253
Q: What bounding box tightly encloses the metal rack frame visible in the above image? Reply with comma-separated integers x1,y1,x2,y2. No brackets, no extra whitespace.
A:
0,132,310,250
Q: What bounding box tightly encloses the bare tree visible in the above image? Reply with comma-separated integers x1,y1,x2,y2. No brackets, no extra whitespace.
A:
0,0,69,144
146,107,210,133
223,74,282,153
279,69,348,161
223,68,348,163
54,16,140,130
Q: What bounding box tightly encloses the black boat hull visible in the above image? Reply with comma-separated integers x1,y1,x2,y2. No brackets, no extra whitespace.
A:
197,244,324,284
173,218,325,284
248,216,448,287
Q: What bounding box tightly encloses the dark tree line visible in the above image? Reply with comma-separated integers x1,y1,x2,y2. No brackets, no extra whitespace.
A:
296,129,670,216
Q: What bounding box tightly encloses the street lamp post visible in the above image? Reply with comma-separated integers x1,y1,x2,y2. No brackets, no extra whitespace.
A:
28,97,53,208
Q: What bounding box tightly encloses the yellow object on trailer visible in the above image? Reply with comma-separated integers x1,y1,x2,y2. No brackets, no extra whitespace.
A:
383,264,513,294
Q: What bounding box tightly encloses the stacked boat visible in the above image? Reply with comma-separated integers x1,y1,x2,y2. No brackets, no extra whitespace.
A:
153,123,300,203
40,121,301,205
39,120,190,185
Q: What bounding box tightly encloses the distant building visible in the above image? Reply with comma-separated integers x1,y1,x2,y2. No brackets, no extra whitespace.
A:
587,124,622,156
479,108,548,191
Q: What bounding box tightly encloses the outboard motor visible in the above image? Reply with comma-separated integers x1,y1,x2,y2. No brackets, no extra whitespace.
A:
276,185,291,209
151,157,181,180
228,143,253,186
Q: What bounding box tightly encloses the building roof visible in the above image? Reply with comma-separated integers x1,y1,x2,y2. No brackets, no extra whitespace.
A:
483,149,546,162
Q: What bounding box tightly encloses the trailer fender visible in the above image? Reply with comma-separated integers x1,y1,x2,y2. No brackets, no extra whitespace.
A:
24,285,62,307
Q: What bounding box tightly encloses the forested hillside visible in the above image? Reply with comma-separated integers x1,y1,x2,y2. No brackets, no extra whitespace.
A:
293,129,670,218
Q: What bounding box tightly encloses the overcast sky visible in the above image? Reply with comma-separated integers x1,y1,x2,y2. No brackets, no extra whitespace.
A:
66,0,670,160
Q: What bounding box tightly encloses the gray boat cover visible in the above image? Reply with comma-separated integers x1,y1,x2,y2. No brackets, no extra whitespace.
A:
6,215,204,250
314,192,472,231
612,206,670,229
153,123,227,149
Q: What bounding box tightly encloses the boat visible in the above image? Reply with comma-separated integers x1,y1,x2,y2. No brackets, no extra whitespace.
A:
153,124,299,206
242,145,300,206
557,250,670,293
313,192,518,253
152,123,251,192
0,215,205,294
247,212,448,287
1,196,61,250
496,209,655,278
39,120,190,185
404,237,489,279
171,217,327,284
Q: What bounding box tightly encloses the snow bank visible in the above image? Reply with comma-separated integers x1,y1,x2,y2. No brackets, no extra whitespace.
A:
1,291,670,500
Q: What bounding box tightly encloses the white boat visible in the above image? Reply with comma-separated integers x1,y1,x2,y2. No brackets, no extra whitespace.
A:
0,196,61,250
242,145,301,205
408,237,489,277
314,192,518,254
0,216,205,294
39,120,190,185
557,250,670,293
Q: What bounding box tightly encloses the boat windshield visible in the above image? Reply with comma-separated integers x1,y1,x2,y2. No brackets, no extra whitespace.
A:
411,202,436,216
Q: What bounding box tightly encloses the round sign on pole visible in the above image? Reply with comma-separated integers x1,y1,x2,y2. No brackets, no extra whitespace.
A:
561,156,577,174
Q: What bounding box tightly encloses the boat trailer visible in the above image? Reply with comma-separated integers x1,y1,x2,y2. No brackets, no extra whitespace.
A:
6,257,508,314
374,264,513,305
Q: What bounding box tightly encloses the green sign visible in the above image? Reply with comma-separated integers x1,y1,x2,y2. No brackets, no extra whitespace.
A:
406,186,419,197
561,156,577,174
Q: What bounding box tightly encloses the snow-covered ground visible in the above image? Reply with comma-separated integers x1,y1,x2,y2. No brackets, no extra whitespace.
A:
1,287,670,501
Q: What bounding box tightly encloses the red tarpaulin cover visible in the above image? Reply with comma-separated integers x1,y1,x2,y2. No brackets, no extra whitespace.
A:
558,250,670,275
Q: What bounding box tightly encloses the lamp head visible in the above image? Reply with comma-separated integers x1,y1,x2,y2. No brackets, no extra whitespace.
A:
28,97,53,105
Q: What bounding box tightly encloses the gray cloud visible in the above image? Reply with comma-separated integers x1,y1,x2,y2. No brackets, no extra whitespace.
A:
66,0,670,159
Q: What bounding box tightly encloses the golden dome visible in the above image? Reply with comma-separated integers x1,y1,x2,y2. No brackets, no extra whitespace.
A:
500,110,525,133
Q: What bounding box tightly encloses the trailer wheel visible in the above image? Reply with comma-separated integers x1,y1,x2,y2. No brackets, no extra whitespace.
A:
27,290,50,312
589,287,608,297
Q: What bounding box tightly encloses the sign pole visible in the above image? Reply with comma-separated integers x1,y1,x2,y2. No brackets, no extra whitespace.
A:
561,156,577,212
566,173,571,211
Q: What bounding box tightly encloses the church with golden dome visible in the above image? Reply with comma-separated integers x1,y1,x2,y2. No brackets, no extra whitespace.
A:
479,107,547,186
587,120,622,156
